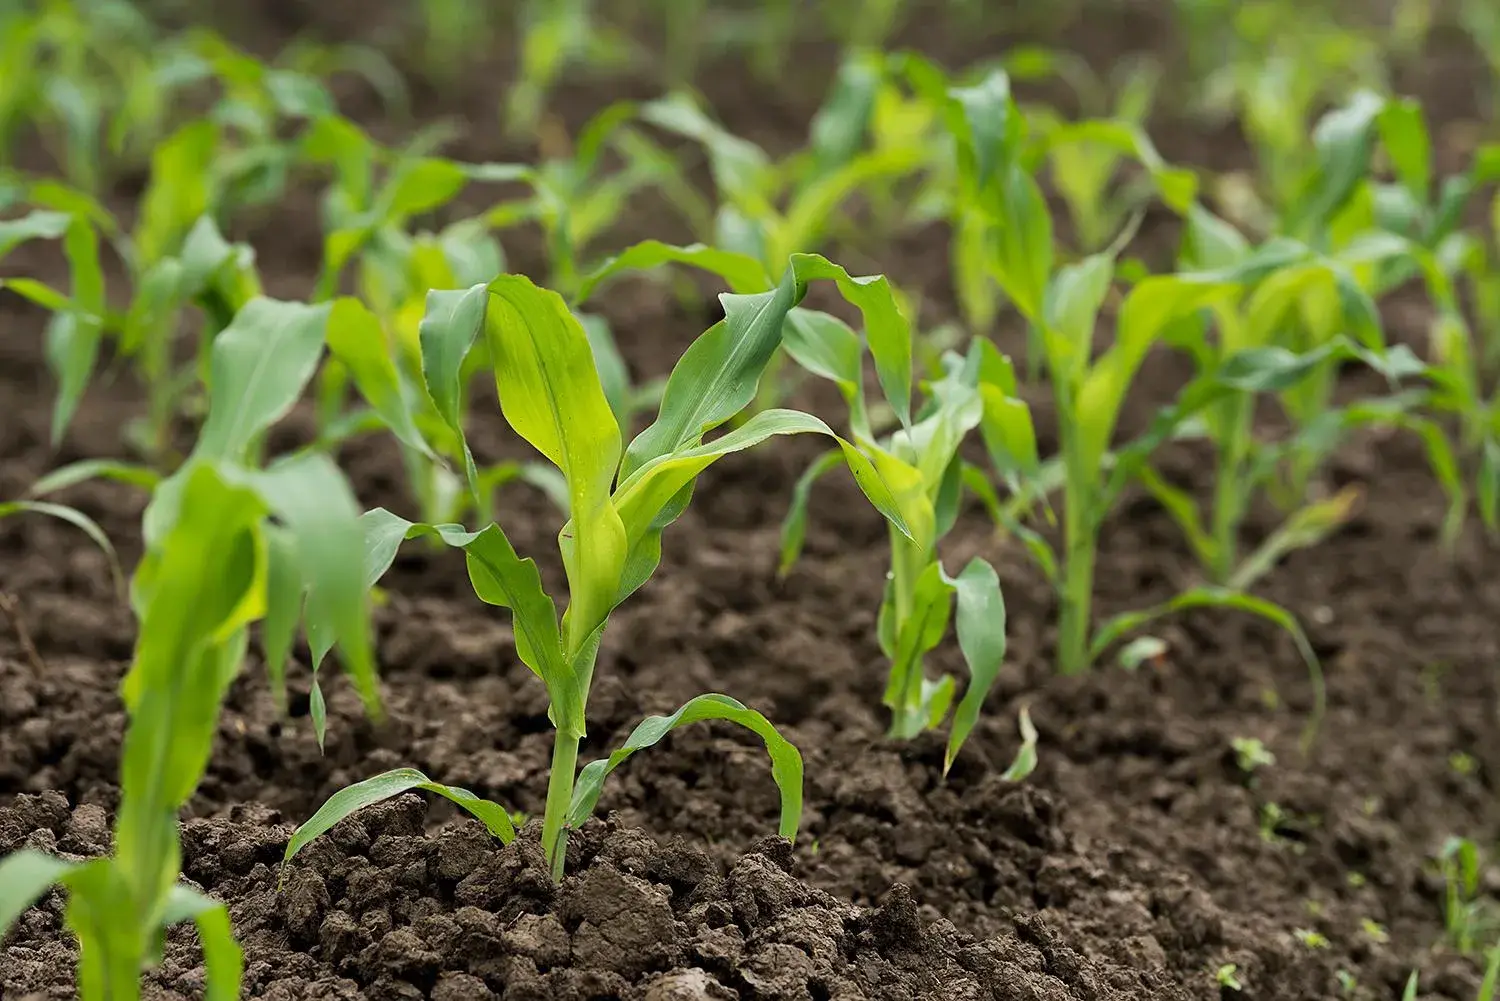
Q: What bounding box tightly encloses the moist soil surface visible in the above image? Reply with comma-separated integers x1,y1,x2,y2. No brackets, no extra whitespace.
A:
3,2,1499,999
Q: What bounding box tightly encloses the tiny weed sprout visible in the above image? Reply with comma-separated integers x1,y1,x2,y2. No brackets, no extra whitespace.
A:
1215,962,1244,991
285,264,920,882
1231,737,1275,774
1438,837,1500,955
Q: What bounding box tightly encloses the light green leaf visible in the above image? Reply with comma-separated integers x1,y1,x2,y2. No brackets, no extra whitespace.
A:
623,270,801,477
1479,439,1499,534
990,166,1053,324
777,449,843,576
327,297,434,457
999,706,1039,781
884,561,955,738
0,850,75,931
1091,588,1324,747
1377,97,1431,205
161,885,243,1001
284,767,516,879
381,157,468,222
0,209,71,258
29,459,161,496
568,694,803,840
0,499,122,596
575,240,771,304
790,253,912,428
419,284,489,496
783,307,867,430
947,70,1020,190
943,558,1006,773
195,298,334,463
482,275,626,655
262,524,302,713
1295,90,1385,235
1229,486,1361,592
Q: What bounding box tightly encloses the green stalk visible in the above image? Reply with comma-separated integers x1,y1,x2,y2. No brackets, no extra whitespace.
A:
885,527,927,739
1210,395,1254,583
540,728,579,883
1056,413,1095,676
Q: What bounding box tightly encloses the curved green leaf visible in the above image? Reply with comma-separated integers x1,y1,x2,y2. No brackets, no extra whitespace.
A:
195,298,333,462
790,253,912,428
567,694,803,840
327,297,434,458
943,557,1007,773
623,269,801,478
0,209,72,258
161,885,243,1001
1091,588,1324,747
0,849,75,932
284,767,515,880
0,499,122,596
29,459,160,496
575,240,771,304
999,706,1039,782
418,284,489,496
777,449,843,576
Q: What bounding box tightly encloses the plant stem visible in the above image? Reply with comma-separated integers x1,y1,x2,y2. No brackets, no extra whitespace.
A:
1211,396,1253,584
1056,478,1095,676
541,728,580,883
884,528,928,738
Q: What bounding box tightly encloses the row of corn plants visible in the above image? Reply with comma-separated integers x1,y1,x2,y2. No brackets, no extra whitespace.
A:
1,6,1498,996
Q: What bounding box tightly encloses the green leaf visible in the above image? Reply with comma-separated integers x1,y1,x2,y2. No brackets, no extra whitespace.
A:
1118,636,1166,671
284,767,516,879
943,558,1007,773
990,166,1054,324
1377,97,1431,204
381,157,468,222
1092,588,1324,748
1295,90,1385,235
790,253,912,428
29,459,161,496
623,270,801,478
262,525,302,713
1136,465,1217,571
136,119,218,267
777,449,843,576
419,284,489,496
783,307,867,429
884,561,955,738
978,387,1039,488
326,297,434,457
252,454,379,720
1043,251,1115,374
0,849,75,932
161,885,243,1001
999,706,1039,782
1229,486,1361,592
947,70,1021,190
577,312,632,431
195,298,334,462
1479,439,1499,534
575,240,771,304
567,693,803,840
0,500,122,596
119,464,268,909
0,209,71,258
482,275,626,655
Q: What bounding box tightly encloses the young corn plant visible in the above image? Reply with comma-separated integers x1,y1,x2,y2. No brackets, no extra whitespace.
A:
283,262,920,883
776,324,1011,763
0,294,381,1000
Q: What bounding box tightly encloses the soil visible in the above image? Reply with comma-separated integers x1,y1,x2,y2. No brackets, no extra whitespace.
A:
2,2,1499,1000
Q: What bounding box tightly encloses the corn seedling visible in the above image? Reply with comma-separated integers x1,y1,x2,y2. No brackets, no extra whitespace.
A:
284,261,921,883
0,291,380,999
1439,837,1500,955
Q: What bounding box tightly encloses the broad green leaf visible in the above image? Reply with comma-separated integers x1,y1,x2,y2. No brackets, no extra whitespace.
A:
483,275,626,654
999,706,1039,781
623,270,800,477
978,387,1039,487
1043,251,1115,374
0,500,122,595
0,849,75,931
253,454,378,719
1295,90,1385,235
1377,97,1431,204
809,51,881,173
567,693,803,840
119,464,268,909
575,240,771,304
29,459,161,495
990,166,1053,324
790,253,912,428
1091,588,1324,747
578,312,632,430
262,524,302,713
326,297,434,457
1182,205,1250,270
381,157,467,222
776,449,843,576
782,307,866,428
947,70,1020,190
161,885,243,1001
136,119,218,267
943,558,1006,773
419,284,488,496
284,768,516,878
195,298,334,462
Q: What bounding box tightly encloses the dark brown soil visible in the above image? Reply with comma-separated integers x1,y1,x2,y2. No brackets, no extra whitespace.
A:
3,2,1499,1000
